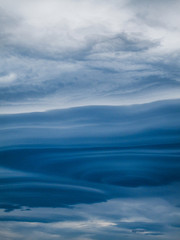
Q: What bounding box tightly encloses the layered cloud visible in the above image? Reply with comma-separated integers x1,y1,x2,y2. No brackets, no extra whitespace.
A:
0,0,180,112
0,1,180,239
0,100,180,239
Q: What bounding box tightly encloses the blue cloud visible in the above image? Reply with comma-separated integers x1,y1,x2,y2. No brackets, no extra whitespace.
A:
0,0,180,239
0,100,180,212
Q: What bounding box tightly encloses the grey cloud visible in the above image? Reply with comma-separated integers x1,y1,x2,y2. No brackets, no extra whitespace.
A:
0,0,180,111
0,197,179,239
0,1,180,240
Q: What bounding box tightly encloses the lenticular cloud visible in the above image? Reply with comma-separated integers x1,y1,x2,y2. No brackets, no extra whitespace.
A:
0,1,180,240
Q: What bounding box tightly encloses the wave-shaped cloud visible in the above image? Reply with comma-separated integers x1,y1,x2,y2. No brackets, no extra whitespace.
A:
0,1,180,239
0,99,180,146
0,100,180,209
0,101,180,239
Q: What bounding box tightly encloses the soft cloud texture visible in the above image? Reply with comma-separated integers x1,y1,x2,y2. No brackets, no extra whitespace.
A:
0,0,180,112
0,1,180,240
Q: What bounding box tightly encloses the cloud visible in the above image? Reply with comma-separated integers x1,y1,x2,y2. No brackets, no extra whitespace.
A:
0,100,180,213
0,73,17,86
0,99,180,146
0,0,180,112
0,197,179,239
0,1,180,239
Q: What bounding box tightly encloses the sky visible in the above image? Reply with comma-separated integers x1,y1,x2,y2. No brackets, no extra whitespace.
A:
0,0,180,113
0,0,180,240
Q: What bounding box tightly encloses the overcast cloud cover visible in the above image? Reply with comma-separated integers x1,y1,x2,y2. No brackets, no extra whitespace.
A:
0,0,180,112
0,1,180,240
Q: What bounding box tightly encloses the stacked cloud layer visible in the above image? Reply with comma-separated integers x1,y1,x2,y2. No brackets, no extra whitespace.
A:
0,0,180,239
0,100,180,239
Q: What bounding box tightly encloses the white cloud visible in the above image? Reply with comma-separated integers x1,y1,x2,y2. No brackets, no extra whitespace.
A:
0,195,179,239
0,0,180,112
0,73,17,85
52,219,116,229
